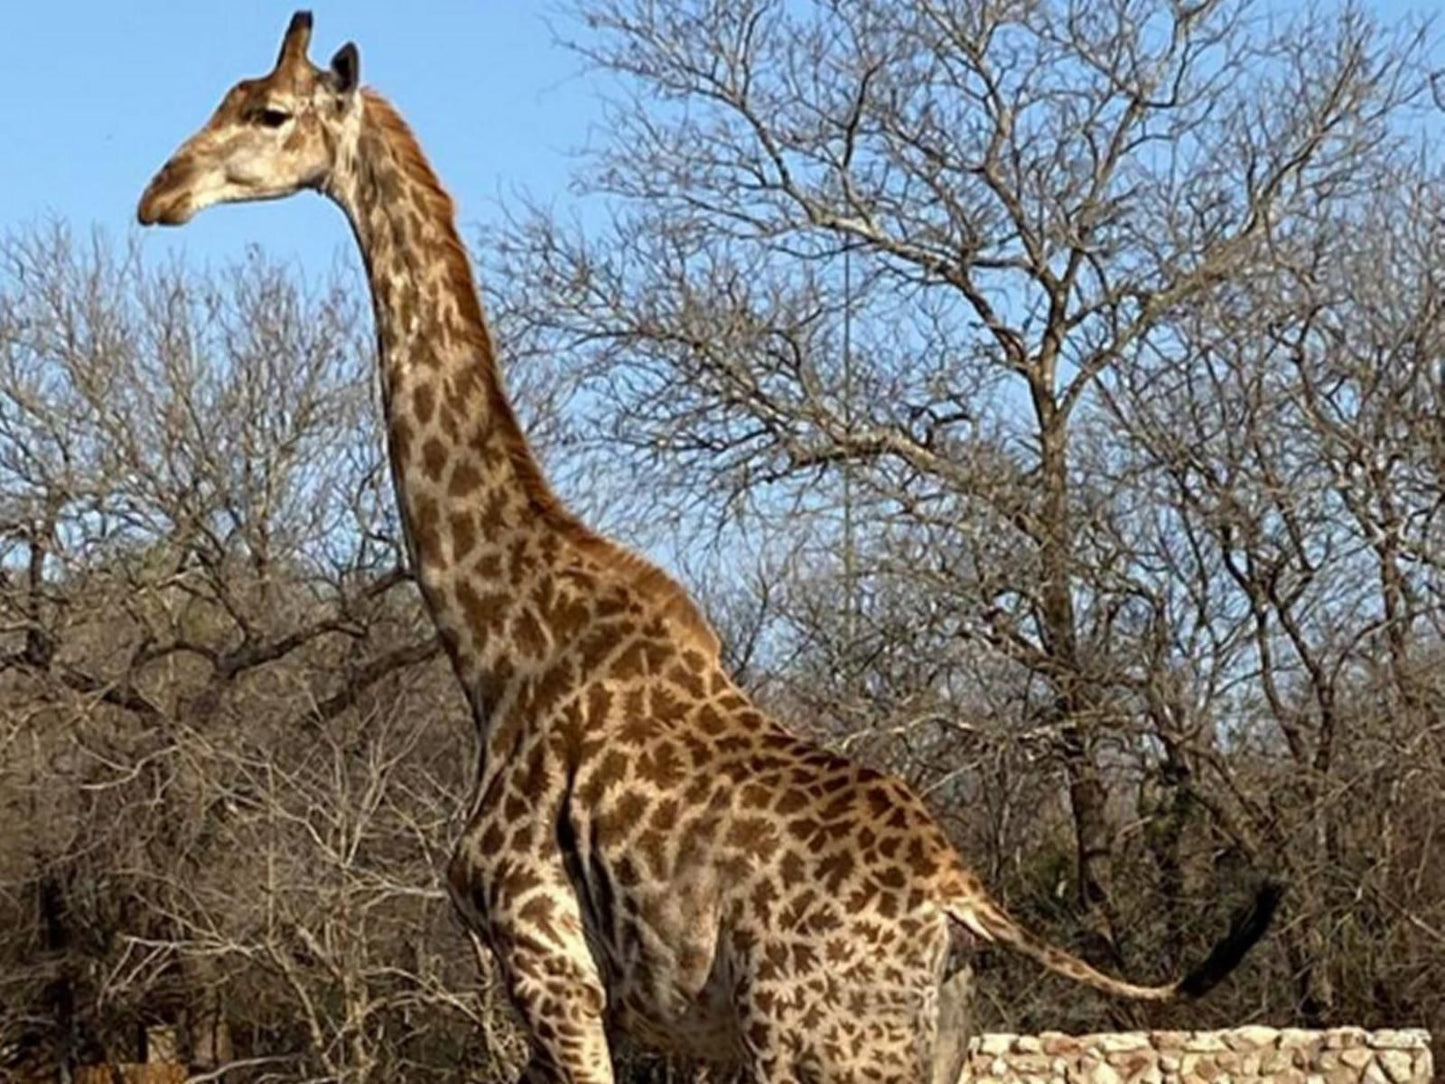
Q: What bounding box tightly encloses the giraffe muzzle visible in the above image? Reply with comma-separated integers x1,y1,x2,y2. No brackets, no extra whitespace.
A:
137,161,197,226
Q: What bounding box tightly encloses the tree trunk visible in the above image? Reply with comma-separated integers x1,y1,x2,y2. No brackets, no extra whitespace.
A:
1036,410,1122,969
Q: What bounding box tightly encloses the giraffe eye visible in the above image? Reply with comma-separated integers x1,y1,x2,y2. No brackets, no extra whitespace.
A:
257,108,292,128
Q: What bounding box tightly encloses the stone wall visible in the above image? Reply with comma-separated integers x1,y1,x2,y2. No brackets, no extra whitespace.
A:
963,1027,1434,1084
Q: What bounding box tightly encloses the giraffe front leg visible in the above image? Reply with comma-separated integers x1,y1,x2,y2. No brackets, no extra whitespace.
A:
502,934,614,1084
930,965,973,1084
449,843,613,1084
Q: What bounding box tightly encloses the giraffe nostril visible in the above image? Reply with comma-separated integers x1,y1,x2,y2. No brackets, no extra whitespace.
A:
137,158,195,226
137,180,169,225
137,185,190,227
137,188,161,225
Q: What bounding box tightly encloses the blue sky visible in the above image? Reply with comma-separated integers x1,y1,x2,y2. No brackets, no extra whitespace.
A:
1,2,1437,282
1,0,1438,592
0,2,602,274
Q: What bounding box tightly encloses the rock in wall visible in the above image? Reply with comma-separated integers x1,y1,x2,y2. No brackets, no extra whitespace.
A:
962,1027,1433,1084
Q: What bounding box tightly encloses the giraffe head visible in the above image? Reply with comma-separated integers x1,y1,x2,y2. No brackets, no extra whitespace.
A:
137,11,359,226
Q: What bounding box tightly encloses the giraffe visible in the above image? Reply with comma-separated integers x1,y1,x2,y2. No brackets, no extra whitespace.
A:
137,14,1281,1084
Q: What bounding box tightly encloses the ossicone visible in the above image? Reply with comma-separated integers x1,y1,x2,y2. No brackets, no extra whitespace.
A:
276,10,314,68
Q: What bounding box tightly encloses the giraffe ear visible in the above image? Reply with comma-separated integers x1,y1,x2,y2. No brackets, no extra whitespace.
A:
329,43,360,94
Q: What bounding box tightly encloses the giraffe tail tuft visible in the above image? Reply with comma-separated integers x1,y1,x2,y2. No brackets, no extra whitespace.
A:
1175,879,1284,999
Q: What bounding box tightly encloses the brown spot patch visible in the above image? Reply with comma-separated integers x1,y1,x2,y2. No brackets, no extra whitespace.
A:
818,849,856,891
450,512,477,560
596,590,629,620
846,885,877,913
448,364,483,408
876,864,907,890
499,862,543,900
683,775,713,805
681,733,712,769
578,748,628,807
726,815,780,860
779,849,807,889
512,608,548,657
866,786,895,819
775,789,809,816
571,622,618,671
740,782,772,809
807,907,842,934
518,664,573,726
637,827,669,878
535,574,591,642
648,684,688,724
822,792,855,821
411,495,443,564
617,708,660,746
449,458,482,496
456,580,506,634
480,489,510,533
779,888,818,929
421,436,448,482
750,878,777,923
650,798,679,831
610,789,650,834
509,535,536,577
610,639,648,680
636,741,686,789
905,836,939,878
786,816,821,843
585,684,613,726
390,416,414,462
413,381,436,424
729,925,758,957
696,705,727,736
714,733,751,756
667,662,707,699
479,823,505,853
514,889,558,937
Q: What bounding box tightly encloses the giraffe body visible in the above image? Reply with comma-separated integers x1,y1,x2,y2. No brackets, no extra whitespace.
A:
138,15,1280,1084
448,653,965,1080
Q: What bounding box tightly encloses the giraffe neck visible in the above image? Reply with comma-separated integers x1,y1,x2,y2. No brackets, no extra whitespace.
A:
326,90,573,715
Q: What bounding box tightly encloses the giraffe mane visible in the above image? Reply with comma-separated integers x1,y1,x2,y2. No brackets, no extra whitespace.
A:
360,90,721,657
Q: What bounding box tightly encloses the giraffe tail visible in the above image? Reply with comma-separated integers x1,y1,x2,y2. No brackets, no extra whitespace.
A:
945,880,1282,1002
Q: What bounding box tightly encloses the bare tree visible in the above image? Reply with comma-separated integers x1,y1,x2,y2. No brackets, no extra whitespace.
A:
1097,153,1445,1022
5,0,1443,1066
482,0,1440,1031
0,225,528,1078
